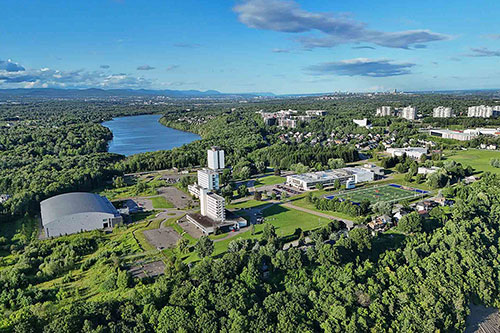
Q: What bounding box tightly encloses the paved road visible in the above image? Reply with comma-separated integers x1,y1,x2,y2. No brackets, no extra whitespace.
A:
282,202,354,230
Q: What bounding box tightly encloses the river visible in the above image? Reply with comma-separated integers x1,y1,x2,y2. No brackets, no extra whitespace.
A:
102,114,201,156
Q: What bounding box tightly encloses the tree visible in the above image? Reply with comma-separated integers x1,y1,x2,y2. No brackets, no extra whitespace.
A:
254,191,262,201
328,158,346,170
238,184,249,198
176,237,189,254
262,223,277,241
398,211,423,233
116,270,131,289
316,183,324,191
349,227,372,252
372,201,392,216
113,176,126,188
195,236,214,258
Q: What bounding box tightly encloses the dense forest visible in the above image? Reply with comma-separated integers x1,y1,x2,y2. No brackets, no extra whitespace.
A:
2,174,500,332
1,95,500,332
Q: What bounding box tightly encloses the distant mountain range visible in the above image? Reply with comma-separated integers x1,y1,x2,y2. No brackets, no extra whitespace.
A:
0,88,277,98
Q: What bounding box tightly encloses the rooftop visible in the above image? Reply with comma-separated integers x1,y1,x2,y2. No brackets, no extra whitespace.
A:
41,192,120,226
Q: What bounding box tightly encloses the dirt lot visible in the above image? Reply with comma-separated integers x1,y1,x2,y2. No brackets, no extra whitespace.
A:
143,227,181,249
129,260,165,279
157,186,194,209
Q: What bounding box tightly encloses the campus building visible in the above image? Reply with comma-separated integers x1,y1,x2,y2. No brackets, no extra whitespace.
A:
41,192,123,238
197,168,220,190
286,167,375,191
207,146,225,170
433,106,453,118
386,147,428,159
400,106,417,120
200,188,225,222
376,106,393,117
429,129,478,141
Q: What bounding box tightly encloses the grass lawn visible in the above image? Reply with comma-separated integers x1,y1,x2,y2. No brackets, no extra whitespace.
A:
290,196,357,221
181,204,331,263
254,175,286,187
332,184,426,204
262,204,331,237
445,149,500,175
150,196,174,209
226,199,269,210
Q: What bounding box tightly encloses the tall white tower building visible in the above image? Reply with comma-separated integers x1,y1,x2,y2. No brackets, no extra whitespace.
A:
433,106,453,118
400,106,417,120
207,146,225,170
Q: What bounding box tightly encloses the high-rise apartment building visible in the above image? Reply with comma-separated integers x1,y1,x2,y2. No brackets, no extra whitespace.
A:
376,106,393,117
433,106,453,118
400,106,417,120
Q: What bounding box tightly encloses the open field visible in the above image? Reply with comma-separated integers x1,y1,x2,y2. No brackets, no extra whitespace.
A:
329,184,427,204
261,204,331,236
254,175,286,187
445,149,500,175
150,196,174,209
180,204,331,262
290,196,357,221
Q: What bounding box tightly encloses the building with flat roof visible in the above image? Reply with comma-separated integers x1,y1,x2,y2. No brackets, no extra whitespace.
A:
200,188,225,222
429,129,478,141
353,118,370,128
468,105,500,118
286,167,375,191
197,168,220,190
306,110,327,116
41,192,122,238
376,106,393,117
400,106,417,120
433,106,453,118
387,147,428,159
207,146,225,170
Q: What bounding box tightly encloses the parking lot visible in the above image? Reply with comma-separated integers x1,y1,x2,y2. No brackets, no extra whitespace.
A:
143,227,181,250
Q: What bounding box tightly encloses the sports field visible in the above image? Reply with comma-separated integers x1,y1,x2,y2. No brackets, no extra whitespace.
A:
326,184,427,204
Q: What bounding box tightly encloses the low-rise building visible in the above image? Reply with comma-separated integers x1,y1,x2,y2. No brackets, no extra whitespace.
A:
417,166,441,175
386,147,428,159
353,118,371,128
306,110,327,116
286,167,375,191
429,129,478,141
41,192,123,238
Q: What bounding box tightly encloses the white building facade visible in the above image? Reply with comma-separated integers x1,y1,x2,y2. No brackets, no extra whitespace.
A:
200,189,226,222
468,105,500,118
376,106,393,117
197,168,220,190
207,147,225,170
433,106,453,118
400,106,417,120
387,147,428,159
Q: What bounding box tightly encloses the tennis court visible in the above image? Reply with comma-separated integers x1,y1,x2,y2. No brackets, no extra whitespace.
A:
325,184,428,204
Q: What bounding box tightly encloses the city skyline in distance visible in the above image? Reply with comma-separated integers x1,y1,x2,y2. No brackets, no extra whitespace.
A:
1,0,500,94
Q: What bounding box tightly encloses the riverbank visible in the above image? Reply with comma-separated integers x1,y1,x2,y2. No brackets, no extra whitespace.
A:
103,114,201,156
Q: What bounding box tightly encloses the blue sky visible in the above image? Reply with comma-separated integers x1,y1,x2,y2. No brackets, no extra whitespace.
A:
1,0,499,94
